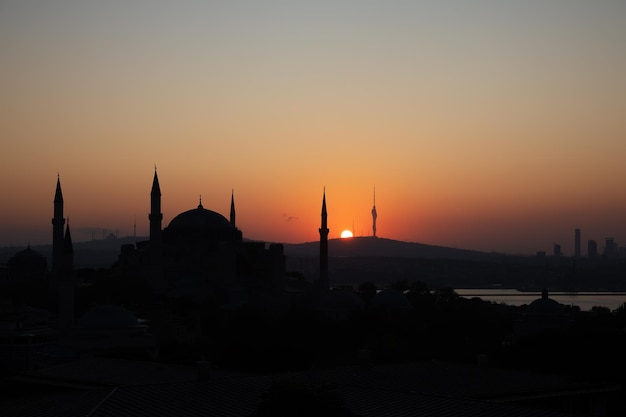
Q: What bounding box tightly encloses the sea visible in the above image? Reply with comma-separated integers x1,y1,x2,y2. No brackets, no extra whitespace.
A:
456,288,626,311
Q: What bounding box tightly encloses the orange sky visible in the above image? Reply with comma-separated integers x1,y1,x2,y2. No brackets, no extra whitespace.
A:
1,1,625,255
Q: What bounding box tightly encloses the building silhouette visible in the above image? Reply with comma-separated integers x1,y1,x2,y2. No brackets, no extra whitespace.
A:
588,239,598,258
5,245,48,283
121,170,287,307
73,304,157,358
574,228,581,258
514,288,571,339
604,237,618,259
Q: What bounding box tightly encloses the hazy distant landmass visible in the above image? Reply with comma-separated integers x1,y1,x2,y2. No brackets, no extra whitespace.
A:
283,237,508,289
0,235,496,270
5,235,621,291
283,236,497,261
0,234,143,269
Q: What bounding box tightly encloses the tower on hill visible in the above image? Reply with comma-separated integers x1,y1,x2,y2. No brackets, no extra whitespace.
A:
371,187,377,238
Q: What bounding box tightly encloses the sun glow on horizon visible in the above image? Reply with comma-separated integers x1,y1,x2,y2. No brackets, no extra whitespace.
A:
340,230,353,239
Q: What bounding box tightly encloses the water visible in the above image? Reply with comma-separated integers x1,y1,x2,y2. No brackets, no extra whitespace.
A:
456,288,626,311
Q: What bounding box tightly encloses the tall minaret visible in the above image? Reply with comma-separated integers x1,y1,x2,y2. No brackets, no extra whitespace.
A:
371,186,378,238
230,189,236,228
149,168,162,243
149,168,164,293
58,221,75,332
52,175,66,276
63,222,74,271
319,188,329,290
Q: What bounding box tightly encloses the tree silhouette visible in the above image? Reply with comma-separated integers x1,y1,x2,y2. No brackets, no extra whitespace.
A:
357,281,377,305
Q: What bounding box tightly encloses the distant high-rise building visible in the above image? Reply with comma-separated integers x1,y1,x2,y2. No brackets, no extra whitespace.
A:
574,228,581,258
553,243,562,257
588,240,598,258
604,237,618,258
371,187,377,238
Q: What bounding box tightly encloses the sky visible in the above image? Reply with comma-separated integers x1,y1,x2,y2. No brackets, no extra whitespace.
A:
1,1,625,255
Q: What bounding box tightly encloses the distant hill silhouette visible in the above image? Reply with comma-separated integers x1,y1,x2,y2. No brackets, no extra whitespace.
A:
1,236,498,271
283,236,497,261
0,236,146,269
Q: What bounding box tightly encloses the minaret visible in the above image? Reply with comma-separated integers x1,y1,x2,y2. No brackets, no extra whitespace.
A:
371,186,378,238
149,168,162,243
63,222,74,271
149,169,164,293
52,175,66,277
230,189,236,228
319,188,329,290
58,221,75,332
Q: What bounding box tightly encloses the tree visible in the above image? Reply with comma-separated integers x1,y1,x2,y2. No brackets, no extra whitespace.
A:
357,281,377,305
390,279,409,292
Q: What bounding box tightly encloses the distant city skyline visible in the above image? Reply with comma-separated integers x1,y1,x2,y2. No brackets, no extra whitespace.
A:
1,1,625,254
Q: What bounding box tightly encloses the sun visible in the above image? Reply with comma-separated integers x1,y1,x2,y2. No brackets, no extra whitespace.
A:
340,230,353,238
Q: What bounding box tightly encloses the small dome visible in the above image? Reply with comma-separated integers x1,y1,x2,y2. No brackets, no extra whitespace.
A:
78,305,140,329
164,205,242,242
373,289,411,311
7,246,48,280
7,246,47,268
527,290,563,316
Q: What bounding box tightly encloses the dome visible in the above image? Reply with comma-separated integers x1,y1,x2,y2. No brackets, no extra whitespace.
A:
527,289,563,316
163,204,242,242
373,289,411,311
8,246,47,269
169,205,232,230
7,246,48,280
77,305,140,329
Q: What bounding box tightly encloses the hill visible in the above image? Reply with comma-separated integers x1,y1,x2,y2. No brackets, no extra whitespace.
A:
0,235,502,275
0,235,147,269
283,236,497,261
281,237,505,288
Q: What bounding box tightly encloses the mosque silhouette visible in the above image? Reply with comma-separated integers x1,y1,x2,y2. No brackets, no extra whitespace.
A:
43,169,355,314
113,169,330,308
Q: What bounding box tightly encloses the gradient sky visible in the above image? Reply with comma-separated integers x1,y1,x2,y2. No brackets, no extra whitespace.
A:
1,1,625,255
